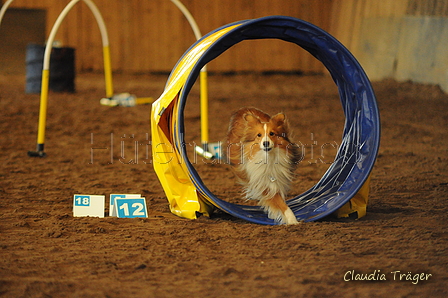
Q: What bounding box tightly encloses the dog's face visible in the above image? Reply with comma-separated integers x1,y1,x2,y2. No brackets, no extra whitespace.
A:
226,108,300,166
244,112,289,152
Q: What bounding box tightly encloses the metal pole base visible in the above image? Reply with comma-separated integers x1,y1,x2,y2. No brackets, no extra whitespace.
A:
27,151,46,158
28,144,46,157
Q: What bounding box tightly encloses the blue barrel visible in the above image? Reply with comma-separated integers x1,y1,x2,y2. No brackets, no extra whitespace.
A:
25,44,76,93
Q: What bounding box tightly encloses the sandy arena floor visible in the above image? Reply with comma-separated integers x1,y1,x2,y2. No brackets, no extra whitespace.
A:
0,72,447,297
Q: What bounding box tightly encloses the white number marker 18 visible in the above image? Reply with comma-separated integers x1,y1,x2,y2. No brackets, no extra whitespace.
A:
73,195,105,218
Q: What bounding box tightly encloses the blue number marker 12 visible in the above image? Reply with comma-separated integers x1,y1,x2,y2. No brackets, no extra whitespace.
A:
109,194,141,216
116,198,148,218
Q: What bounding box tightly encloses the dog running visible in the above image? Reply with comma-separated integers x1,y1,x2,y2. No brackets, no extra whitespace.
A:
226,107,302,224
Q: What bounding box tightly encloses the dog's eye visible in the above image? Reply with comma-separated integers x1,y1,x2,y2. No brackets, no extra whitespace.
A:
269,132,275,136
257,133,262,137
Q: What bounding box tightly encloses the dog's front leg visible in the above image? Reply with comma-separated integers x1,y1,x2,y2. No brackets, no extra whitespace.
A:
263,193,299,225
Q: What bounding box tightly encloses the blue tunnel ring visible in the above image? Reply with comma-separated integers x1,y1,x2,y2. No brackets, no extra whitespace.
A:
175,16,380,225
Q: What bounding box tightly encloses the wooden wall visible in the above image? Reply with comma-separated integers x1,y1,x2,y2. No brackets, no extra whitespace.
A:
329,0,448,59
3,0,448,91
6,0,332,73
330,0,448,92
329,0,409,59
0,8,46,73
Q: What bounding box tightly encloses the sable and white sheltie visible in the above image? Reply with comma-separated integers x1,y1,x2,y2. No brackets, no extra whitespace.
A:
226,107,302,225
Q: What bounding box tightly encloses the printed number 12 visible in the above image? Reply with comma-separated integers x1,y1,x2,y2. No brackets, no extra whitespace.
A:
119,202,145,216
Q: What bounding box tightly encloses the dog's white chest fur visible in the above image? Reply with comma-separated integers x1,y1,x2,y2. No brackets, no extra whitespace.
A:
241,148,293,201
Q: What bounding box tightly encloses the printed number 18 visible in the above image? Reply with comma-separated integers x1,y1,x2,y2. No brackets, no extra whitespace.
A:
75,196,90,206
119,202,145,216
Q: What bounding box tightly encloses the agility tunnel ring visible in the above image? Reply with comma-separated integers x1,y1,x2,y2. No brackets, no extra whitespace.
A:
151,16,380,225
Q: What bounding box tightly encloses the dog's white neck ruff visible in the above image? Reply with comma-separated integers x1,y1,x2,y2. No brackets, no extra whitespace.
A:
241,147,294,201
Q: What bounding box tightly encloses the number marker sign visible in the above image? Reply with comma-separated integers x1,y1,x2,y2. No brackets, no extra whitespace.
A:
73,194,105,218
116,197,148,218
109,194,141,216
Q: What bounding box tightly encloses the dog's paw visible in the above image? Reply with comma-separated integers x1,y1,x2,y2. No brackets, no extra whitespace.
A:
284,208,300,225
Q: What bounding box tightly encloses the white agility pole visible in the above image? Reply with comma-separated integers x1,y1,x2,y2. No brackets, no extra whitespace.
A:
0,0,14,27
28,0,113,157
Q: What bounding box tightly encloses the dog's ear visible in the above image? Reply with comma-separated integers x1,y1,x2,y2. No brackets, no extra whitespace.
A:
271,113,286,126
244,113,260,124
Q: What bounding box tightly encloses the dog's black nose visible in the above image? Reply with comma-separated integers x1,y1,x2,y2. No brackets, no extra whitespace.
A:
263,141,270,148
